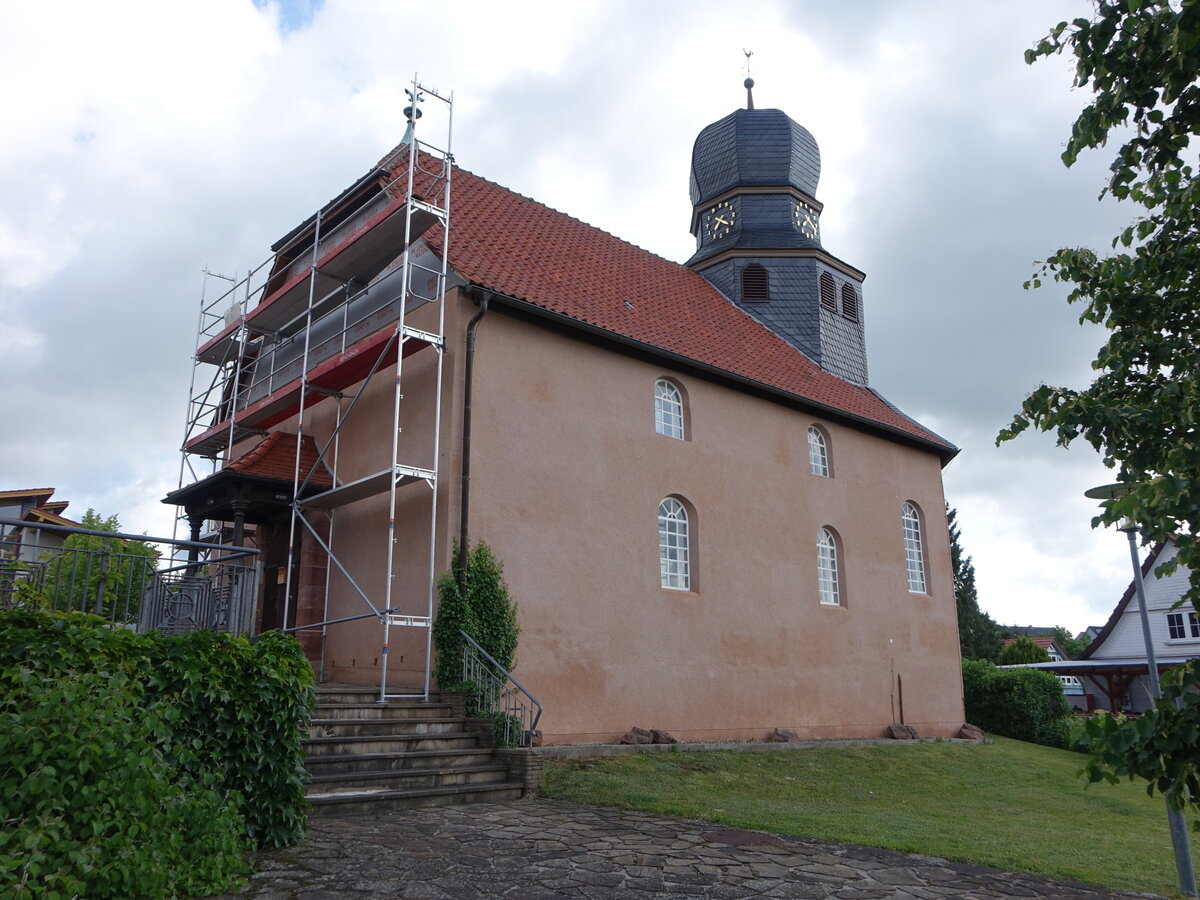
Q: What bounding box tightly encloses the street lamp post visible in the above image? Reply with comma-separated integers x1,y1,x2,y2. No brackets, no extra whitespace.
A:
1085,483,1197,898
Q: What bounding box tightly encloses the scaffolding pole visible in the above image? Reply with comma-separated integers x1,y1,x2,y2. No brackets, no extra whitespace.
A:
175,76,453,705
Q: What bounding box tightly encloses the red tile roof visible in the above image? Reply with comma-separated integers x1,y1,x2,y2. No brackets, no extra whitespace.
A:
377,147,953,455
1002,636,1060,652
228,432,333,488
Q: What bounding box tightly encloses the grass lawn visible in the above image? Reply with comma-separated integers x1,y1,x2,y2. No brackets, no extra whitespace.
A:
542,737,1200,897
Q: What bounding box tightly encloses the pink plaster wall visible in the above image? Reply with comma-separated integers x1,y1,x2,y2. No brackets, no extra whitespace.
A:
246,287,964,741
464,305,964,742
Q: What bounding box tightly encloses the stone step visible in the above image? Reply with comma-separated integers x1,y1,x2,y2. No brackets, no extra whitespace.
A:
312,702,454,721
307,763,511,795
306,748,498,776
306,780,525,817
313,685,451,706
304,731,484,757
307,717,465,740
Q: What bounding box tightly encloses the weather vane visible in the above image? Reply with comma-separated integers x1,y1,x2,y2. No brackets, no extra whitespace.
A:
743,49,755,109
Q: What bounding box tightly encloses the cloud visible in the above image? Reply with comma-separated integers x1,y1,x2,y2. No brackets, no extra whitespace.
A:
0,0,1142,629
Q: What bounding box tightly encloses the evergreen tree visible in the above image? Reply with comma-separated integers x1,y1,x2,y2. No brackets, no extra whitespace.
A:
948,505,1002,661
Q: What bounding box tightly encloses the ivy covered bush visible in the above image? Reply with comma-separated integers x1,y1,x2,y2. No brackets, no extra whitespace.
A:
0,609,314,898
433,541,520,689
432,542,522,744
962,658,1072,748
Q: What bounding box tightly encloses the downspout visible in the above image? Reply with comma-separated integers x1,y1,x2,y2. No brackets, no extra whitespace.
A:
458,291,490,583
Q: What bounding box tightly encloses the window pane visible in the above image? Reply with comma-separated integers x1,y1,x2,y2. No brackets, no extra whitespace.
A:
817,528,839,605
808,426,829,477
1191,612,1200,638
658,498,690,590
902,502,926,593
654,380,684,439
1168,612,1186,640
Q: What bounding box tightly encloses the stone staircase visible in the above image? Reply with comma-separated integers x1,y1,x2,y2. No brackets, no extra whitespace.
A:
304,684,524,816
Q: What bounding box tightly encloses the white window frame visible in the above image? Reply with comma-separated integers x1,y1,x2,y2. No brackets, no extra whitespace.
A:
658,497,690,590
1167,610,1200,640
902,502,927,593
808,426,829,477
817,527,840,606
654,379,685,440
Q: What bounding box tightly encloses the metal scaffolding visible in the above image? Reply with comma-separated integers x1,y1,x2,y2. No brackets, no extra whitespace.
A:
174,77,453,701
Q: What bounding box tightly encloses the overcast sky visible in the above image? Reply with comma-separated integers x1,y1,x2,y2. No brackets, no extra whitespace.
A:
1,0,1145,632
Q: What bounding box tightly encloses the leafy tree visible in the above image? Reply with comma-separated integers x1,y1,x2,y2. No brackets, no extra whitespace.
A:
1051,624,1091,659
948,505,1002,660
999,2,1200,822
41,510,160,622
997,635,1052,666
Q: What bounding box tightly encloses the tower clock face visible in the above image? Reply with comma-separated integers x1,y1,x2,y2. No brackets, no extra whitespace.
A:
703,200,736,240
794,200,819,239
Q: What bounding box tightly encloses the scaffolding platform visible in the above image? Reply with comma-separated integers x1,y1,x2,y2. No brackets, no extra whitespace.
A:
174,77,454,703
185,324,434,456
197,194,439,366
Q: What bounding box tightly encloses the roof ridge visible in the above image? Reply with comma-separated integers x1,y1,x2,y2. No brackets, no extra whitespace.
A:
450,163,687,269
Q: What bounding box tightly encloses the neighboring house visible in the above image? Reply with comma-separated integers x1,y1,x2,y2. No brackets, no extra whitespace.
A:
167,86,967,744
999,635,1085,703
1001,635,1068,660
0,488,79,562
1018,538,1199,712
1075,538,1199,712
0,488,80,603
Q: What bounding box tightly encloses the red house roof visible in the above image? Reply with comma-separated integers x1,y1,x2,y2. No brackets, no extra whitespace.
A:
227,432,333,488
377,148,954,457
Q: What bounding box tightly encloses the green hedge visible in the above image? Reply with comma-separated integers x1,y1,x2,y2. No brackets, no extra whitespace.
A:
0,609,313,898
962,658,1072,748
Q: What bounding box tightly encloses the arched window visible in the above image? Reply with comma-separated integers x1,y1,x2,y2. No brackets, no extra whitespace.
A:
741,264,770,302
841,283,860,321
902,502,927,593
819,272,838,311
658,497,690,590
654,379,684,439
817,528,840,606
807,426,830,477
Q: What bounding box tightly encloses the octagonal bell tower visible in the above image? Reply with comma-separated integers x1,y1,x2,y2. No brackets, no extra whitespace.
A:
687,80,868,386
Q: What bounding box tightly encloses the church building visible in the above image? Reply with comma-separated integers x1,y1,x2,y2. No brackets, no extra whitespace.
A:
168,82,966,743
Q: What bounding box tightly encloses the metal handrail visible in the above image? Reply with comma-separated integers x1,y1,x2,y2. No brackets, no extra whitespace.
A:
459,628,542,747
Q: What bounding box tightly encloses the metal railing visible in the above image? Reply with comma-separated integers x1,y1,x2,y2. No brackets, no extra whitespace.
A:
460,629,542,748
0,518,260,637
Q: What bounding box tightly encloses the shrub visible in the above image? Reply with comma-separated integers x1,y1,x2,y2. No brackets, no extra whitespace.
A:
433,541,520,686
997,635,1052,665
0,619,247,897
962,658,1071,748
0,609,313,898
432,552,475,691
465,542,519,672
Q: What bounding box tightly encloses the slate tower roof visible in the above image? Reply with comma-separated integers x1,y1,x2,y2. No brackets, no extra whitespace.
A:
690,108,821,207
686,98,870,387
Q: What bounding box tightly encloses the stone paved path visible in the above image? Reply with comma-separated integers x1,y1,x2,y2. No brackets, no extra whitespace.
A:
219,799,1162,899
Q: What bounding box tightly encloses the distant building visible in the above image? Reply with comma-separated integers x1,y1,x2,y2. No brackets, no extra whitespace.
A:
0,488,78,562
1008,538,1199,712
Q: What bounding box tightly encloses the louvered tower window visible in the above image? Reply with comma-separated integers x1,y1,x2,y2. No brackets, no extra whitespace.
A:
819,272,837,311
741,264,769,302
841,284,860,321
